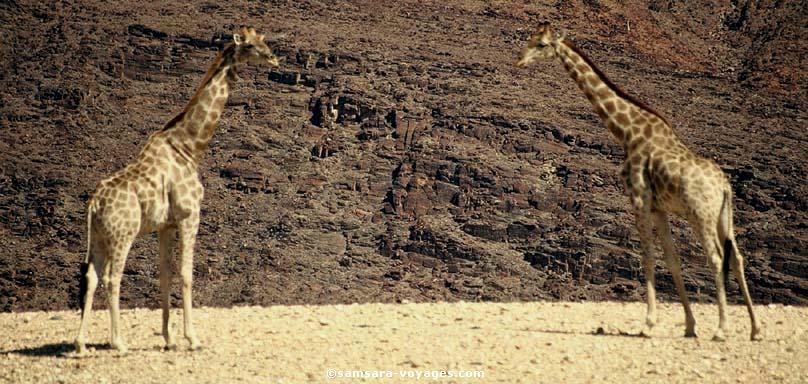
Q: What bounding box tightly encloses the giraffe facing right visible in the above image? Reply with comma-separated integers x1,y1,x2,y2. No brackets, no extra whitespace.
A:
516,22,761,341
75,27,281,354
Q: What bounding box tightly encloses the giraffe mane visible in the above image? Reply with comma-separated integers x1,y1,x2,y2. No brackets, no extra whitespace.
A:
162,43,237,130
562,39,671,127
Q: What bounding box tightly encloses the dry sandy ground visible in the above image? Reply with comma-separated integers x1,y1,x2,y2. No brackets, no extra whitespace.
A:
1,301,805,383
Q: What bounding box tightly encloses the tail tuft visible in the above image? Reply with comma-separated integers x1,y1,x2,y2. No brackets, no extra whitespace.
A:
79,198,96,313
722,239,733,284
78,262,89,312
719,188,735,286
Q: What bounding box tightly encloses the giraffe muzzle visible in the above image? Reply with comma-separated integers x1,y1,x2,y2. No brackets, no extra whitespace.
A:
268,56,282,67
515,58,529,68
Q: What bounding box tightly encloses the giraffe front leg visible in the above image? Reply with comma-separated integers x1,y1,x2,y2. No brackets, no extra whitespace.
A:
654,212,696,338
178,213,201,351
635,209,658,337
158,228,178,350
625,169,658,337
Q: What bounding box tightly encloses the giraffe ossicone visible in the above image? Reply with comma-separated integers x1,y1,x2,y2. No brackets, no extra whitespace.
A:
74,27,281,354
517,22,761,341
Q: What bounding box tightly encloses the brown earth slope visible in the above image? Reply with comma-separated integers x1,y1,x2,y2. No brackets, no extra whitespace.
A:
0,0,806,312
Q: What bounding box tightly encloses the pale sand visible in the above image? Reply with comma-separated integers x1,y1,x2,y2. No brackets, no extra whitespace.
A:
1,301,805,383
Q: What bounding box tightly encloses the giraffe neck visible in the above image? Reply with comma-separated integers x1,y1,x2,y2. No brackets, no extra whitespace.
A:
163,44,239,165
553,39,669,148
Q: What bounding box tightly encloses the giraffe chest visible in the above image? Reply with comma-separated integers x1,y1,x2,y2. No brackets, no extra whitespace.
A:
136,171,203,233
135,173,171,234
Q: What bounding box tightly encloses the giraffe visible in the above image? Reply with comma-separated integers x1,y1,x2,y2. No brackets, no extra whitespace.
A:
74,27,281,354
516,22,761,341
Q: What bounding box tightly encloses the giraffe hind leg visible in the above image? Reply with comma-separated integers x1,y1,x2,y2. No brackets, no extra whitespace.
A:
635,209,658,337
718,191,762,341
178,213,201,350
700,231,728,342
727,239,762,340
75,244,104,354
106,237,134,353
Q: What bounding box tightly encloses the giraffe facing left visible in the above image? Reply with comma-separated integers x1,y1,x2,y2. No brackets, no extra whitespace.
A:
75,27,281,354
515,23,761,341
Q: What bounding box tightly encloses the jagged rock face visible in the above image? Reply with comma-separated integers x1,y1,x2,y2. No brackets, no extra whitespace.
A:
0,1,805,311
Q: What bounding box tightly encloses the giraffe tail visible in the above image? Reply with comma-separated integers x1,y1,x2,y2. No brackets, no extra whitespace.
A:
719,189,734,285
722,238,733,286
78,198,98,312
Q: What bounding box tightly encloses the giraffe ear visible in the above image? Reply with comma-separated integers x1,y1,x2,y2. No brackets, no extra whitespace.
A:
233,33,244,46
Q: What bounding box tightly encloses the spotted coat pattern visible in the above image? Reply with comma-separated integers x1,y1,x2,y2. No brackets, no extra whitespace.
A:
517,23,761,341
75,27,281,354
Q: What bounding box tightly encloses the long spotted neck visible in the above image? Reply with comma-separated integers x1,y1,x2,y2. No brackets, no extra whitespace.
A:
552,39,671,148
164,44,239,165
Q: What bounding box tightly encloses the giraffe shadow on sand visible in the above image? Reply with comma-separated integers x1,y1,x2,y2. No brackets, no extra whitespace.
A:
518,327,649,339
4,342,163,358
3,342,100,358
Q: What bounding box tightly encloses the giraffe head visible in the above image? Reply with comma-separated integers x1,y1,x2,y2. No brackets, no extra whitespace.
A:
232,27,281,67
515,22,563,67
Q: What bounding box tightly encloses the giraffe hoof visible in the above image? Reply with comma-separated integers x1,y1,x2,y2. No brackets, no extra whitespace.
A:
111,340,129,354
163,343,178,351
187,338,202,351
751,329,763,341
684,330,697,338
74,341,87,355
711,333,726,342
639,329,652,338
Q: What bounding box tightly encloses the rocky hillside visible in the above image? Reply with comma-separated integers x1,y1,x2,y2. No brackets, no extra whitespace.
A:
0,0,805,312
